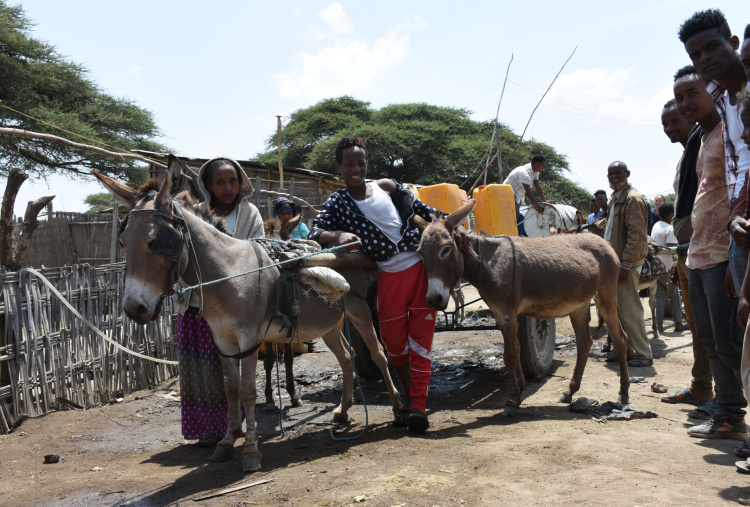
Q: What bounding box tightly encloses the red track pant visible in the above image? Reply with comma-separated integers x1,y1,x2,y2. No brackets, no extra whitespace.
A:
376,261,436,412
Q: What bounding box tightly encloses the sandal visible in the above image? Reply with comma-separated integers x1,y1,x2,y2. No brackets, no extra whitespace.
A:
735,440,750,459
661,388,712,406
393,409,411,427
688,399,717,420
197,434,222,447
627,358,653,367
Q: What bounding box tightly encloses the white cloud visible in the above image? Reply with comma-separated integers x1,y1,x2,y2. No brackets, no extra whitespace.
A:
275,10,428,99
318,3,351,35
546,67,671,125
128,65,143,76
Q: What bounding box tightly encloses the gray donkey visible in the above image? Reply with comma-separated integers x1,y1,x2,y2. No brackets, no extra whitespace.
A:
93,155,401,472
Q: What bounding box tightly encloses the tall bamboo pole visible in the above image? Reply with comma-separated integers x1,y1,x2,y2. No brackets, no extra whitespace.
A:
276,116,285,190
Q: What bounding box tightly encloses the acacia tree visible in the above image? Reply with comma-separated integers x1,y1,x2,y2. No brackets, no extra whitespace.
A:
0,1,167,182
259,97,591,209
0,2,169,271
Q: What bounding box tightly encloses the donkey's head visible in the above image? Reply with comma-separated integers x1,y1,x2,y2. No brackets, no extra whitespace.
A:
416,200,475,311
92,155,186,324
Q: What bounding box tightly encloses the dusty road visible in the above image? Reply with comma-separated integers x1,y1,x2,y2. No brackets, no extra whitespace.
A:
1,300,749,506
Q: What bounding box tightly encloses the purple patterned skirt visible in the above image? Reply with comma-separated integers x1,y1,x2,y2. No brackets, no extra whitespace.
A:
177,307,229,439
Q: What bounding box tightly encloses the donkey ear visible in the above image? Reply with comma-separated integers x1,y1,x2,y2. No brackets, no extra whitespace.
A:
411,215,429,233
444,200,476,231
279,213,302,240
92,170,137,206
157,155,185,209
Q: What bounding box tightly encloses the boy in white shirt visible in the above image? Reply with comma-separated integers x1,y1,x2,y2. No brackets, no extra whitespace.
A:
651,202,686,333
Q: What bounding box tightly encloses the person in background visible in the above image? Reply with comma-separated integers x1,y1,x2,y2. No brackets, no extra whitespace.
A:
603,161,652,368
175,157,264,447
503,154,550,236
651,202,686,334
660,96,714,410
587,197,602,225
654,194,666,215
274,197,309,240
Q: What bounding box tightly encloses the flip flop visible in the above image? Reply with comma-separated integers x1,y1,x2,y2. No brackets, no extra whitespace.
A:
661,387,712,406
736,459,750,474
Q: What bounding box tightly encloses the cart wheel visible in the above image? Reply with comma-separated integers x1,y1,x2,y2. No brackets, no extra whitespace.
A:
517,316,555,379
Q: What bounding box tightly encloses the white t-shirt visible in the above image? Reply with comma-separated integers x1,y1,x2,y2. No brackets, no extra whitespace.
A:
223,207,238,236
503,163,539,205
725,95,750,201
651,220,676,270
355,183,420,273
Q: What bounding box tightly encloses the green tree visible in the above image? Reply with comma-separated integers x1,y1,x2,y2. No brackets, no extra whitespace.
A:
84,192,116,213
259,97,592,210
0,1,168,183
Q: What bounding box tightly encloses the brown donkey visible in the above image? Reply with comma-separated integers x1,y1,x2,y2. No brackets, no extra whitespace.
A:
93,155,401,472
259,214,306,410
417,201,630,416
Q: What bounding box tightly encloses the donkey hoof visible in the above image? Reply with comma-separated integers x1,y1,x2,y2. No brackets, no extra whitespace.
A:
242,453,262,473
210,444,234,462
333,411,349,424
501,406,516,418
290,397,303,408
264,402,279,412
617,394,629,405
558,393,573,404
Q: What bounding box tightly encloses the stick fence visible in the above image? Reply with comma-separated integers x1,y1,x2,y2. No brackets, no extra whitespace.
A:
0,263,178,433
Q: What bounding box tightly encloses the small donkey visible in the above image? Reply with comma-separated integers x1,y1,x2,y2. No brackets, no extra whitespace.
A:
417,200,630,416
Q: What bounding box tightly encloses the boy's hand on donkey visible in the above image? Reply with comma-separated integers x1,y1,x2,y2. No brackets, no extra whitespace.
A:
335,231,362,251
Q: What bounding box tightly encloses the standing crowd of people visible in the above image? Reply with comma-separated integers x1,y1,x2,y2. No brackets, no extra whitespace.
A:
586,9,750,464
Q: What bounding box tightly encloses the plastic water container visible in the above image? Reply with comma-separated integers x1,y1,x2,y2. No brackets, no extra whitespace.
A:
419,183,470,229
472,184,518,236
523,203,580,237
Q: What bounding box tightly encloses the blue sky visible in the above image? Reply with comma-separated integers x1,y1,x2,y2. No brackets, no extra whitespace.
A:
8,0,747,216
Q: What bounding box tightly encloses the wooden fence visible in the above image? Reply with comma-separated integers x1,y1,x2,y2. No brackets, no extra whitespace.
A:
0,263,178,433
13,211,125,269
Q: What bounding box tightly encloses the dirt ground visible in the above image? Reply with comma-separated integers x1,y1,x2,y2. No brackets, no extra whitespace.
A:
2,294,750,507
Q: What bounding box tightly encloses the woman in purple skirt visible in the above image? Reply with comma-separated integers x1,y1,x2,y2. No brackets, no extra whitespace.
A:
175,157,263,446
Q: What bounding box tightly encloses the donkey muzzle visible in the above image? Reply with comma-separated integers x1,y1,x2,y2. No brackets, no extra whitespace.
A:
425,278,451,310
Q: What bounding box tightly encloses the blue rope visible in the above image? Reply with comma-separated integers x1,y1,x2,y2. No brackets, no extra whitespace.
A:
175,240,362,296
330,296,369,441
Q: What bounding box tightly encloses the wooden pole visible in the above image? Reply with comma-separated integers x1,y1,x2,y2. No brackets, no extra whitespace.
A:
110,205,118,264
276,116,285,191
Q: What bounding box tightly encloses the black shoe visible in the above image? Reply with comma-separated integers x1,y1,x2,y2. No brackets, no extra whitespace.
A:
407,409,429,432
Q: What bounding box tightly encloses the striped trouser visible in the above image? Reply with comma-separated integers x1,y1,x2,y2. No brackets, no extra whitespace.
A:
376,261,436,412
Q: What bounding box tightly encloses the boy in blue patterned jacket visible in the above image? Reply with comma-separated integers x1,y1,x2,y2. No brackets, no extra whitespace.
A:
309,136,445,432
